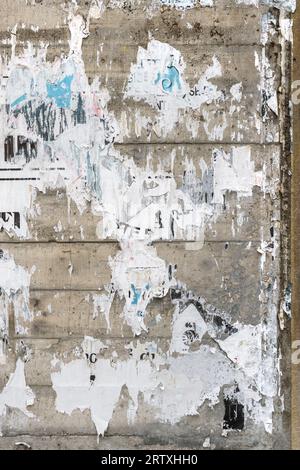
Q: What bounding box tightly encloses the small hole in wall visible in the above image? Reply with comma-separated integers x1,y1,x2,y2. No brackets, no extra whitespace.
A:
223,395,244,430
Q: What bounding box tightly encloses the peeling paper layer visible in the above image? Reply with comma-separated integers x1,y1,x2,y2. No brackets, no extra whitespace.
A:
0,359,35,423
0,16,266,242
0,250,33,358
0,3,286,443
125,39,227,138
52,311,277,437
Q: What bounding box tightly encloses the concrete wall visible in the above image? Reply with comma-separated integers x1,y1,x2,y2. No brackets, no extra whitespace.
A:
292,1,300,451
0,0,293,450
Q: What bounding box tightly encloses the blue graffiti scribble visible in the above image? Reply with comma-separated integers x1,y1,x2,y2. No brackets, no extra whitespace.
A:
131,284,142,305
130,284,151,305
155,65,181,93
11,94,27,108
47,75,74,108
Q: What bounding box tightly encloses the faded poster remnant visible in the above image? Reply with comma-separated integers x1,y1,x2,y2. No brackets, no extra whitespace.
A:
0,359,35,425
0,0,290,449
0,250,33,360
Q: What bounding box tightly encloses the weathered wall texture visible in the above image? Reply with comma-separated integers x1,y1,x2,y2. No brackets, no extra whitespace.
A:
0,0,293,450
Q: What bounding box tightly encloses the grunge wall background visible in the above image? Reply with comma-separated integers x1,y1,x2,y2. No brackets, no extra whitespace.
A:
0,0,294,450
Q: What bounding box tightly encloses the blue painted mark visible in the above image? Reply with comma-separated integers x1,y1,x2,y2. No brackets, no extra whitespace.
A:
155,65,181,93
47,75,73,108
131,284,142,305
11,94,27,108
130,283,151,305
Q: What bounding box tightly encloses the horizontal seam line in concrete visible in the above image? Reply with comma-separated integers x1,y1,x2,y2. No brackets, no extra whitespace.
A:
27,287,256,293
0,239,261,244
0,433,181,438
15,286,113,292
114,142,281,146
113,141,279,146
0,434,226,445
85,42,268,47
0,40,272,47
9,335,173,340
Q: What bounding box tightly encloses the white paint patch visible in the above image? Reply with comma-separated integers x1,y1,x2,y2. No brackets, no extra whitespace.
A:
236,0,296,12
200,0,214,5
0,359,35,419
82,335,107,358
212,146,262,204
88,0,106,20
203,437,211,448
160,0,196,8
91,292,113,330
170,303,207,354
230,83,243,103
108,241,175,335
125,39,228,138
279,17,293,42
52,333,277,437
0,251,34,345
216,324,262,378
